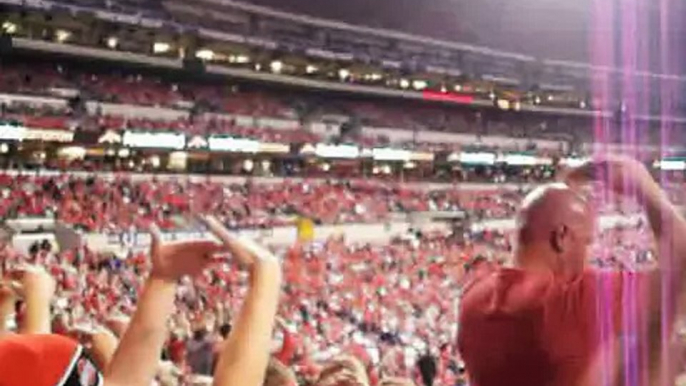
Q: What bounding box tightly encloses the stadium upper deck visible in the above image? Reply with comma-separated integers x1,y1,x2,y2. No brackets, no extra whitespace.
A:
1,0,685,118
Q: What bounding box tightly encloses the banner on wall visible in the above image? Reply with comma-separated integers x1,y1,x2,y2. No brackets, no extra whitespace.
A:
0,123,26,141
455,152,496,165
297,217,315,242
312,144,360,159
208,136,259,153
123,131,185,149
372,148,411,162
654,158,686,171
24,128,74,143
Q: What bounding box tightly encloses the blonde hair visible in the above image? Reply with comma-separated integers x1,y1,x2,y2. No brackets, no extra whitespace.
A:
315,355,369,386
377,378,416,386
264,358,298,386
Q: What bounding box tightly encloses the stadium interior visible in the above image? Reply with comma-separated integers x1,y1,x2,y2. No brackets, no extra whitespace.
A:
0,0,686,385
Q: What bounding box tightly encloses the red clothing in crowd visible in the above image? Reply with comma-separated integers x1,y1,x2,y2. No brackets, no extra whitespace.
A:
275,329,297,365
458,266,650,386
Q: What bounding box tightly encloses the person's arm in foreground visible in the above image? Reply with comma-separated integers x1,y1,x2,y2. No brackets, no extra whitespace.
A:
204,216,282,386
567,157,686,382
9,266,56,334
76,326,120,374
105,225,220,386
631,162,686,381
0,281,16,335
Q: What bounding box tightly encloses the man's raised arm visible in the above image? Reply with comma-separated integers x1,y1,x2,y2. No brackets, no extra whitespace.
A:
567,157,686,384
105,226,220,386
204,217,282,386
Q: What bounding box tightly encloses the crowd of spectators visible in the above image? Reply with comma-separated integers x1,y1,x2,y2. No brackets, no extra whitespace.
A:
0,60,619,149
1,155,682,386
0,174,526,232
0,210,659,386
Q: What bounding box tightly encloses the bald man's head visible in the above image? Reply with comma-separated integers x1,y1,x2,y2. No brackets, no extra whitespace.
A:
514,183,595,276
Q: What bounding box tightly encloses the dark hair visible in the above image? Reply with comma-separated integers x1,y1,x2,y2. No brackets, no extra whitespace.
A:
219,323,232,339
193,328,207,340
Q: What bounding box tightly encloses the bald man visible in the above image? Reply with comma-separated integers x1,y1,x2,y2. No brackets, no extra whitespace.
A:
458,157,686,386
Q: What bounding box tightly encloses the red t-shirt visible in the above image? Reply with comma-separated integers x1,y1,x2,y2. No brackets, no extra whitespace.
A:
458,267,648,386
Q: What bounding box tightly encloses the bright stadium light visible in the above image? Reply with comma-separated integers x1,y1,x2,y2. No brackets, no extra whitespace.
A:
0,143,8,154
153,42,171,54
547,95,554,101
195,49,215,61
55,30,71,43
338,68,350,80
579,100,587,108
489,91,496,100
412,80,428,90
1,21,17,34
231,54,250,63
534,96,542,104
270,61,283,74
454,84,463,92
306,64,318,74
106,37,118,49
399,79,410,89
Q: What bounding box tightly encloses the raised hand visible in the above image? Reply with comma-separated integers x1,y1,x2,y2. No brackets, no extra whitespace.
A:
202,216,279,270
202,215,282,386
6,265,56,302
562,155,657,196
5,265,56,334
149,224,222,282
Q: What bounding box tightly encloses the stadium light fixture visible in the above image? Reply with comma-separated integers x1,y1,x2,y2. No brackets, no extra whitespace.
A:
243,159,254,172
534,96,542,104
547,95,554,101
153,42,171,54
399,79,410,89
234,54,250,63
106,37,118,49
489,91,496,100
338,68,350,80
412,80,428,90
454,84,463,92
55,30,71,43
306,65,318,74
270,61,283,74
0,143,8,154
195,49,215,61
1,22,17,34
